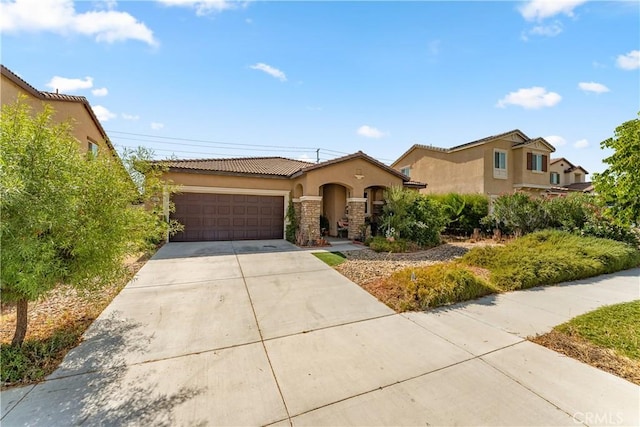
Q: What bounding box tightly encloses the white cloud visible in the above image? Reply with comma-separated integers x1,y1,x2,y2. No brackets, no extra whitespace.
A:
529,21,563,37
496,86,562,109
250,63,287,82
297,154,313,162
544,135,567,147
122,113,140,120
616,50,640,70
578,81,609,94
574,139,589,148
91,87,109,96
0,0,157,46
92,105,116,122
46,75,93,92
357,125,386,139
519,0,588,21
151,122,165,130
156,0,238,16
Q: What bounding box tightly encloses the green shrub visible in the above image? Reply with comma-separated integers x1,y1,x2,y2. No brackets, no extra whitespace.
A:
379,187,448,247
482,193,548,235
369,236,410,253
389,262,495,311
545,193,594,231
406,196,448,247
285,199,298,243
429,193,489,235
462,230,640,290
1,327,82,385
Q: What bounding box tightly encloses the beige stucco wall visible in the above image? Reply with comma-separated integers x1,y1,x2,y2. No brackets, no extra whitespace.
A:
396,146,485,195
164,171,294,192
1,75,109,154
302,158,405,197
549,160,587,186
395,137,554,196
513,144,554,189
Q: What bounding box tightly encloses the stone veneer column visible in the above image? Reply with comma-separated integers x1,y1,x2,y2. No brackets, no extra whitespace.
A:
299,196,322,243
347,198,367,240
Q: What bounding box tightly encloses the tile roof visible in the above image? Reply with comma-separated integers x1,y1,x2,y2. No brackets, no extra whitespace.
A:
392,129,532,166
161,151,420,184
162,157,313,177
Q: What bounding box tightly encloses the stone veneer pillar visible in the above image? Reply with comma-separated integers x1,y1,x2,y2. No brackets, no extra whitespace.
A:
347,198,367,240
299,196,322,243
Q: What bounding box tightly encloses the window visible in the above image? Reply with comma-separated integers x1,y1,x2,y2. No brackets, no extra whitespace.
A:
400,166,411,177
493,149,507,179
88,141,99,158
550,172,560,185
527,152,547,172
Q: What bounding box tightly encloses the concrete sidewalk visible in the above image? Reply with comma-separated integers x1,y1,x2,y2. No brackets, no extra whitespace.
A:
2,241,638,426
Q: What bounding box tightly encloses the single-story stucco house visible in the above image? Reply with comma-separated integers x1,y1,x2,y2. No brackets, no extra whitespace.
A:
160,151,425,242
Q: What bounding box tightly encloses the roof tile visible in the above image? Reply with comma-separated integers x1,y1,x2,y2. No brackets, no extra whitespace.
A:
162,157,313,177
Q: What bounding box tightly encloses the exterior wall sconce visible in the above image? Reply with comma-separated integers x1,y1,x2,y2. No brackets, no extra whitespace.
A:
355,168,364,180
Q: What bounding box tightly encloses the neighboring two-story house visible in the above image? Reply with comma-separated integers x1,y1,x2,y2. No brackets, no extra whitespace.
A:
549,158,593,194
392,129,556,199
0,64,115,157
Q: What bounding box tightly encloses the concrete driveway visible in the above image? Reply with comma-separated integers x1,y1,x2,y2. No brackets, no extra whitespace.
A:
2,241,639,426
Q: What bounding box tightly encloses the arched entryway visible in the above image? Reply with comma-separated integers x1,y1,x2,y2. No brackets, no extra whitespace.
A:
320,183,351,237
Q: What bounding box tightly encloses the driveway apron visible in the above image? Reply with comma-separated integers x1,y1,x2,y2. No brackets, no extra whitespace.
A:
1,241,638,426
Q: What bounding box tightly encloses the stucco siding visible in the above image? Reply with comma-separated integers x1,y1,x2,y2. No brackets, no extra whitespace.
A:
1,76,109,154
165,171,294,192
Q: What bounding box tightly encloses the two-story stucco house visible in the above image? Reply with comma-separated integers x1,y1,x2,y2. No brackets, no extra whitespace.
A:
1,64,115,157
392,129,556,199
549,157,593,193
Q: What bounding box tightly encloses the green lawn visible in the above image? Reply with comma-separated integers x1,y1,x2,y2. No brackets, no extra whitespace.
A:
313,251,347,267
555,300,640,360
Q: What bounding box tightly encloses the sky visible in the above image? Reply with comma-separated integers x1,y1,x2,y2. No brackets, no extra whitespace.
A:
1,0,639,176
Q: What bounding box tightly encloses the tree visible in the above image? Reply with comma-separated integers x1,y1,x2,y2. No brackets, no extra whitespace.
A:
0,100,175,346
593,113,640,227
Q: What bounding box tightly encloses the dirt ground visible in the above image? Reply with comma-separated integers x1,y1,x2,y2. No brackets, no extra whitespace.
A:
0,253,150,344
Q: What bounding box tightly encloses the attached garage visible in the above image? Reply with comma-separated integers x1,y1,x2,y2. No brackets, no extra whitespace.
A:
171,192,284,242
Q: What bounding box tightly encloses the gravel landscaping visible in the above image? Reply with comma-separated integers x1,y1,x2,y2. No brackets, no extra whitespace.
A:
335,241,496,286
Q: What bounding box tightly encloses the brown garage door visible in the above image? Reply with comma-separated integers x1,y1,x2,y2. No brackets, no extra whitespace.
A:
170,193,284,242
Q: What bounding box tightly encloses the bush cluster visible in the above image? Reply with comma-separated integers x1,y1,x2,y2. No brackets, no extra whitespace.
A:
461,230,640,290
483,193,639,246
381,230,640,312
391,262,496,311
427,193,489,236
379,186,448,248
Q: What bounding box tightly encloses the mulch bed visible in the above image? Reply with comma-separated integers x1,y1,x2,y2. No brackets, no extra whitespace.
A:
0,253,151,345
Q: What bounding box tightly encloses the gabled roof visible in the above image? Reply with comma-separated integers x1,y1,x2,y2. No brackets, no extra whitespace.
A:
512,137,556,152
1,64,116,156
392,129,559,167
292,150,411,181
160,151,425,187
162,157,313,177
550,157,589,174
